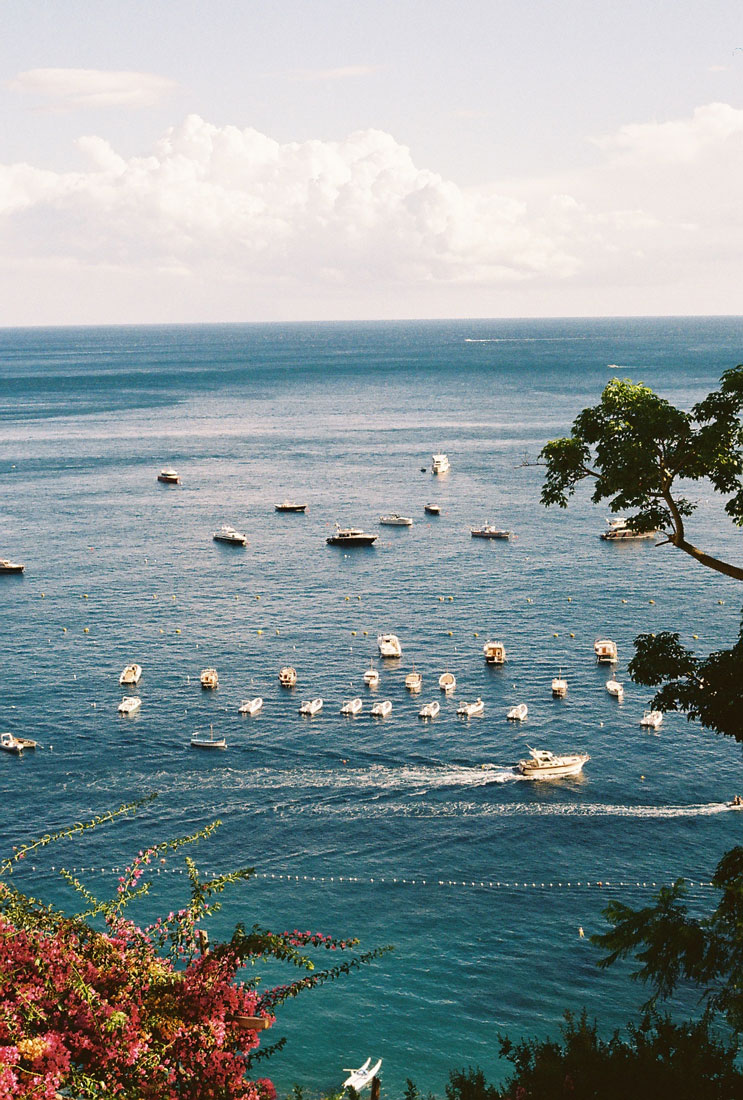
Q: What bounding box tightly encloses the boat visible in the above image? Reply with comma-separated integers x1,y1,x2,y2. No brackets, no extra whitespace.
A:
278,666,297,687
424,503,440,515
239,697,263,715
507,703,528,721
601,516,656,541
418,700,440,719
341,697,363,716
326,525,377,547
606,677,624,699
0,732,37,754
157,468,180,484
727,795,743,810
0,559,25,574
517,747,590,780
363,663,379,688
594,639,618,663
191,725,226,750
213,525,247,545
470,525,512,540
343,1058,383,1091
378,633,402,658
379,514,413,526
299,698,323,715
552,674,568,698
431,453,450,474
405,669,422,693
118,696,141,715
200,668,219,689
275,500,307,513
119,664,142,686
457,698,484,717
640,709,663,729
483,641,506,665
371,699,392,717
438,671,456,694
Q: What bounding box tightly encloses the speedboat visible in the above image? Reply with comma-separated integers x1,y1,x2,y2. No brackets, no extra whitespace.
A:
606,678,624,699
341,697,363,716
470,525,512,539
157,468,180,484
507,703,528,721
275,500,307,512
119,664,142,686
213,525,247,545
118,696,141,716
239,697,263,715
378,633,402,658
379,514,413,526
457,698,484,717
552,674,568,697
601,517,656,540
191,725,226,750
419,700,440,719
363,663,379,688
0,559,25,574
405,669,422,693
594,639,618,663
483,641,506,665
424,503,440,515
299,698,323,716
517,747,590,780
343,1059,382,1091
371,699,392,718
278,666,297,687
200,668,219,689
431,453,450,474
640,710,663,729
438,671,456,694
0,732,37,754
326,525,377,547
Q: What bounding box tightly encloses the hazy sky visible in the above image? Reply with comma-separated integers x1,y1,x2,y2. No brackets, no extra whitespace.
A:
2,0,742,324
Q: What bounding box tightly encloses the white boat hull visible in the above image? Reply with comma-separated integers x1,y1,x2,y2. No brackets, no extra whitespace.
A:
371,700,392,717
519,759,588,779
239,698,263,715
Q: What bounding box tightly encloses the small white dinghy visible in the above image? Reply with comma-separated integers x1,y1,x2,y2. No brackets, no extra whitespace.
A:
363,664,379,688
507,703,528,721
371,699,392,718
299,698,323,716
341,697,363,716
457,698,484,718
239,697,263,716
343,1058,382,1091
438,671,456,694
118,696,141,716
119,663,142,686
551,675,568,697
405,669,422,693
419,700,440,719
606,678,624,699
640,709,663,729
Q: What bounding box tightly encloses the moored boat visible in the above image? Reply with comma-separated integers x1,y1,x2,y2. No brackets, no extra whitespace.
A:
191,725,226,750
0,559,25,574
483,641,506,665
418,700,440,719
640,709,663,729
438,671,456,694
457,698,484,717
363,663,379,688
507,703,528,721
0,731,37,754
470,525,512,539
606,677,624,699
378,633,402,658
200,668,219,689
379,514,413,526
278,666,297,687
371,699,392,718
517,747,589,780
238,697,263,715
213,525,247,545
157,468,180,484
299,698,323,716
343,1059,383,1091
431,453,450,474
119,664,142,686
118,696,141,715
601,516,656,541
275,500,307,512
405,669,422,693
594,639,618,663
424,503,440,515
341,697,363,716
552,674,568,697
326,525,377,547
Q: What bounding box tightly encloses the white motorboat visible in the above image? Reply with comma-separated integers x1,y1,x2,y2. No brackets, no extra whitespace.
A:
552,674,568,697
119,664,142,686
517,747,590,780
118,696,141,716
379,514,413,526
278,666,297,687
424,503,440,515
405,669,422,693
640,709,663,729
275,501,307,513
606,678,624,699
438,671,456,694
457,698,484,717
157,468,180,484
483,641,506,665
326,526,377,546
299,698,323,716
601,517,656,541
343,1058,383,1091
0,731,37,754
200,667,219,690
419,700,440,719
507,703,528,721
363,663,380,688
594,639,618,663
191,725,226,750
378,633,402,658
371,699,392,718
431,453,450,474
239,697,263,715
470,525,512,540
341,697,363,716
0,558,25,573
213,525,247,545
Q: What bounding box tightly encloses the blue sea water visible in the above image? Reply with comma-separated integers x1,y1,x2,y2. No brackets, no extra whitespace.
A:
1,316,742,1095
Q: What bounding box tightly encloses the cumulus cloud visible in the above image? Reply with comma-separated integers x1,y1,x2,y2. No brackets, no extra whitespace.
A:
8,68,177,109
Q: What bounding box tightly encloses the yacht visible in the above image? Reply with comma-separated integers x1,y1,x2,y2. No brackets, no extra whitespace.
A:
552,674,568,698
341,697,363,716
378,634,402,658
119,664,142,686
326,525,377,547
0,559,25,574
457,698,484,717
0,732,37,754
419,700,440,719
275,501,307,513
640,710,663,729
507,703,528,721
379,514,413,526
517,747,590,780
191,725,226,750
483,641,507,665
238,697,263,715
278,666,297,687
200,668,219,690
431,453,450,474
299,698,323,716
363,663,380,688
118,696,141,716
424,503,440,515
470,525,512,540
405,669,422,693
594,639,618,664
213,525,247,545
606,677,624,699
157,469,180,484
601,517,656,541
438,671,456,694
371,699,392,718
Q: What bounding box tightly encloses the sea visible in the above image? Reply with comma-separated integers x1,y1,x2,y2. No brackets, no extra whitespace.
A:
1,316,742,1095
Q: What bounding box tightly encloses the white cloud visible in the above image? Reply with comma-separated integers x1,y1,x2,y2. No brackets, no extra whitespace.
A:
8,68,177,110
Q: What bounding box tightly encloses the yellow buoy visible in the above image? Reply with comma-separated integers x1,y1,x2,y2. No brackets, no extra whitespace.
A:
363,630,368,635
62,627,67,633
256,595,260,600
257,629,263,635
569,632,575,638
175,628,181,634
357,595,361,600
83,594,89,599
553,633,558,638
448,631,453,636
438,596,444,602
448,596,454,601
692,634,698,639
649,599,655,605
474,632,478,637
41,593,45,598
160,629,164,634
153,594,158,599
567,597,572,602
83,627,89,633
351,630,357,636
718,599,724,605
345,596,350,601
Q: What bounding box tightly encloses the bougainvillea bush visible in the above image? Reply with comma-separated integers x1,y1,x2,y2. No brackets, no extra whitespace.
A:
0,800,388,1099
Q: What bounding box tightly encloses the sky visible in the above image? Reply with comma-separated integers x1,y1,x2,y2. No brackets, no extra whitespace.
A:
1,0,742,325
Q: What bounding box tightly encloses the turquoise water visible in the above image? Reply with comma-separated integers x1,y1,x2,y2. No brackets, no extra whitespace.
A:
1,317,742,1094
